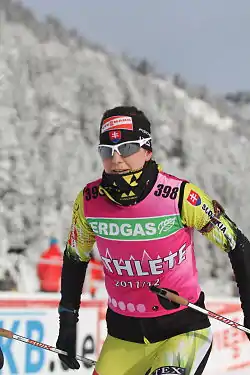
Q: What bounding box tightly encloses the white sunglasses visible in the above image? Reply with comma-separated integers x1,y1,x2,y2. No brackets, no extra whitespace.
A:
98,137,151,160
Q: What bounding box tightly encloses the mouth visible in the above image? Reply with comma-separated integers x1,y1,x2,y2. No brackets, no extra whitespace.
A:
111,169,130,174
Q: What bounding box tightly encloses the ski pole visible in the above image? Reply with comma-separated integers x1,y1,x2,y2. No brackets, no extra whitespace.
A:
0,328,96,367
150,286,250,335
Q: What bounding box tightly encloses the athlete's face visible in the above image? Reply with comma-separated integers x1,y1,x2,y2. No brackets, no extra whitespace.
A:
102,148,152,174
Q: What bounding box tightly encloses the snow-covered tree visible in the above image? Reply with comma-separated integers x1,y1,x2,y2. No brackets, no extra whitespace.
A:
0,0,249,294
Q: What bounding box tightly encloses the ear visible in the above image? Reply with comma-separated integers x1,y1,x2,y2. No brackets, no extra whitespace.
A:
145,151,152,161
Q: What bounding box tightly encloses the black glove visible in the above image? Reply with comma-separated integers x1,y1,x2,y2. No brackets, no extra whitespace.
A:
56,310,80,370
0,346,4,369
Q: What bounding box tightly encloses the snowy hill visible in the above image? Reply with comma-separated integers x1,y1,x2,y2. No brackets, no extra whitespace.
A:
0,0,249,294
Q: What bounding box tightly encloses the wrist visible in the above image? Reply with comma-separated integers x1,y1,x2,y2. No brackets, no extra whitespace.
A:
58,304,78,314
58,304,79,324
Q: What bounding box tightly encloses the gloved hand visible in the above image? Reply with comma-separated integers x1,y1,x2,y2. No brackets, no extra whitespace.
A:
56,309,80,370
0,346,4,369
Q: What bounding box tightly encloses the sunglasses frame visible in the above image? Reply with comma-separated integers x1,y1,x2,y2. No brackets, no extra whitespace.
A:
98,137,151,159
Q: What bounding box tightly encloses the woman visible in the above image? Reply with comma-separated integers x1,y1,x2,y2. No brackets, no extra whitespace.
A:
56,106,250,375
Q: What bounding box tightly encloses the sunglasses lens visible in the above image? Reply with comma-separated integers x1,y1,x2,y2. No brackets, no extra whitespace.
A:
98,142,141,160
118,143,140,157
98,146,112,160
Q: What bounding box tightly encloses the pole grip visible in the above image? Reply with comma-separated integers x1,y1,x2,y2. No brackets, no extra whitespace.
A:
0,328,14,339
166,290,189,306
150,286,189,306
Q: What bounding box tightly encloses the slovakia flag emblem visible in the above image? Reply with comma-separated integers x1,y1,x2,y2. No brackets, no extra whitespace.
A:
109,130,121,143
187,190,201,206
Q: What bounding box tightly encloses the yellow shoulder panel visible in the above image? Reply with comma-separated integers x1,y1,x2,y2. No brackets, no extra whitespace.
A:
66,189,96,262
181,182,237,252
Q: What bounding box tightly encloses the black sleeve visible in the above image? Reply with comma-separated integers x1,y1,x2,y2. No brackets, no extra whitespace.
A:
178,180,188,217
228,228,250,322
59,249,89,311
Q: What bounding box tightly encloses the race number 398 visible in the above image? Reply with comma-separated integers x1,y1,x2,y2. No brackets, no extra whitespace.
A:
154,185,179,199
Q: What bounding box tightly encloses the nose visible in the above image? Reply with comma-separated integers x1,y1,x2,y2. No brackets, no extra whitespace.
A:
112,150,123,162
